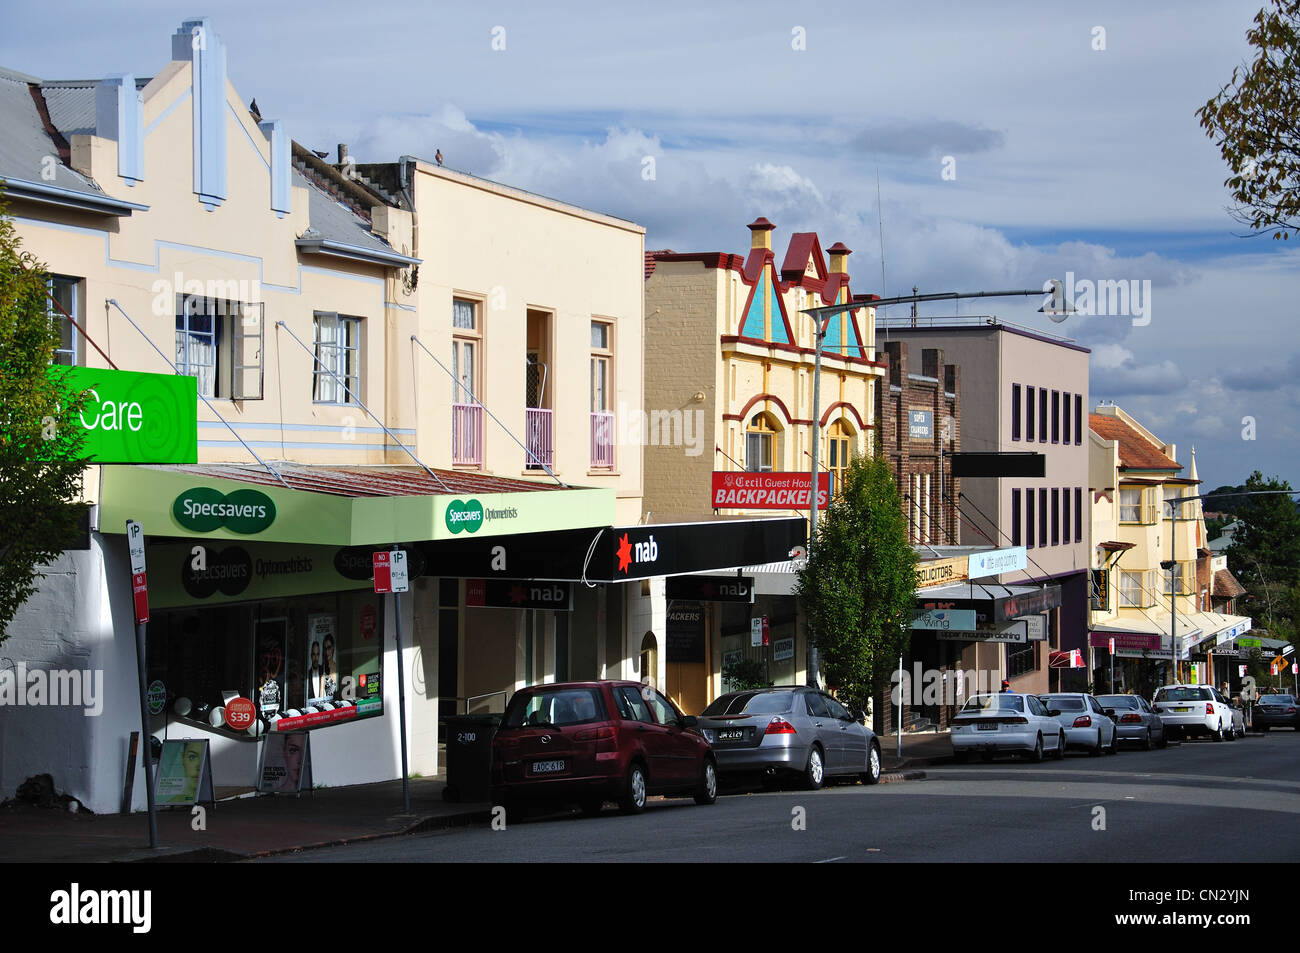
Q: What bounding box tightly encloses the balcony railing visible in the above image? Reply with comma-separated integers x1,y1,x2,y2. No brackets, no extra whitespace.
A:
452,403,483,466
590,411,615,469
525,407,553,470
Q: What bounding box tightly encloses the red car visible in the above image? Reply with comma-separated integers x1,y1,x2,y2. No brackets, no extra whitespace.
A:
491,681,717,816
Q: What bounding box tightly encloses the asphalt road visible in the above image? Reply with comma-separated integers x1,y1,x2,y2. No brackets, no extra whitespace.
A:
257,731,1300,863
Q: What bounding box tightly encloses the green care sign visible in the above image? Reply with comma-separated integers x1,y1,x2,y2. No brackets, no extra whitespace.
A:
173,487,277,534
58,367,198,464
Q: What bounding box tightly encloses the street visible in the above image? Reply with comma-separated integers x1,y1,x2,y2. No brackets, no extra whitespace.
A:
257,732,1300,863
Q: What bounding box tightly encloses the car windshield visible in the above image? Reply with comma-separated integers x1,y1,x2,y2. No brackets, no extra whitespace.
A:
701,691,795,716
962,695,1024,713
1097,696,1138,709
1154,687,1212,703
1043,695,1084,711
501,688,604,728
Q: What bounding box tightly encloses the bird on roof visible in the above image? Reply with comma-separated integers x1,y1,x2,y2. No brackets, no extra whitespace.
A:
313,149,330,160
249,98,260,121
435,149,443,166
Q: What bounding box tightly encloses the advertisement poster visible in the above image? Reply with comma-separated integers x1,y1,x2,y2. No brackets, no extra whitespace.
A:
305,613,338,705
154,739,213,805
255,618,288,719
257,732,312,794
666,603,706,663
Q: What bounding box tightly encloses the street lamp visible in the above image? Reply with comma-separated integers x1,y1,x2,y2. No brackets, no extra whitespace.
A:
799,286,1053,688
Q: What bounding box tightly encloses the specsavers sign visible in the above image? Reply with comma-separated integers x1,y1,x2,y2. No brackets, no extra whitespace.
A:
57,367,198,463
100,466,614,546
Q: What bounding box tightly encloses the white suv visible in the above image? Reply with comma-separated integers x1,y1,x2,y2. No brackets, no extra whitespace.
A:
1152,684,1237,742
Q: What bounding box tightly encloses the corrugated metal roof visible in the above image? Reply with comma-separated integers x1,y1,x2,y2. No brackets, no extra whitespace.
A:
0,70,105,200
296,169,407,260
39,82,99,137
144,463,570,498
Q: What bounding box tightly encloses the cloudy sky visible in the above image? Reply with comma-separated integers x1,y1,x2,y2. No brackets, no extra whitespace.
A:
5,0,1298,492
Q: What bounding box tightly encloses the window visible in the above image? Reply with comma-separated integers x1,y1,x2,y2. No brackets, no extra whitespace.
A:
1051,488,1060,545
1074,394,1083,444
1039,389,1048,443
1061,487,1069,544
1051,390,1060,443
1007,640,1036,678
1120,570,1147,608
1025,487,1035,549
1075,487,1083,542
312,312,361,404
805,693,830,717
590,320,612,413
48,276,80,366
1162,561,1192,596
746,412,777,472
647,690,681,726
1119,487,1142,523
1163,484,1182,520
1026,386,1035,441
1011,384,1021,440
177,294,264,399
826,420,851,498
452,298,480,404
1062,393,1070,446
1012,488,1022,545
1038,488,1048,547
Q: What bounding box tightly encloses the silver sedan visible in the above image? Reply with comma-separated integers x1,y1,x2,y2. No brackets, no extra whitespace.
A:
1039,693,1118,755
951,693,1066,763
1096,694,1168,749
698,687,882,789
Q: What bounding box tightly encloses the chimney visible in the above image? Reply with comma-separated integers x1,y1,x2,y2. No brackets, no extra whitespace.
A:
748,217,775,251
827,242,851,275
922,347,943,379
338,143,349,165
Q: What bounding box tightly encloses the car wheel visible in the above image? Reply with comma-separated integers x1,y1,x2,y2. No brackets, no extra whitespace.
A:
1142,728,1153,751
980,750,996,762
1025,733,1044,763
1105,728,1118,754
1211,721,1225,742
618,761,648,814
580,797,604,817
1089,729,1103,756
1053,731,1066,760
862,742,882,785
952,750,970,764
1156,726,1169,748
694,757,718,805
803,746,825,790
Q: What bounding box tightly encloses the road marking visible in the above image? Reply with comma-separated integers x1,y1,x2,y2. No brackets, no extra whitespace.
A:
815,855,848,863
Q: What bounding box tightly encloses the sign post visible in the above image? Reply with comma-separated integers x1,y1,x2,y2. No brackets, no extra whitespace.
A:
1109,637,1115,694
126,519,158,848
376,549,412,814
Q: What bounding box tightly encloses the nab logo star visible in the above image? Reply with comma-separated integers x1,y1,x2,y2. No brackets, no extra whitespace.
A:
509,584,527,605
616,533,633,573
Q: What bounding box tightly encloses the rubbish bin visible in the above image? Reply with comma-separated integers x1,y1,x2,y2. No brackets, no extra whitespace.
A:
442,713,500,802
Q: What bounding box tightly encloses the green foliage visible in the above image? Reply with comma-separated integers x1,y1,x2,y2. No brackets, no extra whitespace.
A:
1225,471,1300,633
1197,1,1300,239
795,453,918,721
721,656,768,692
0,193,87,640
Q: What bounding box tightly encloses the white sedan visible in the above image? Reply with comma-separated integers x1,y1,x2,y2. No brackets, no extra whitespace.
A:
951,693,1067,763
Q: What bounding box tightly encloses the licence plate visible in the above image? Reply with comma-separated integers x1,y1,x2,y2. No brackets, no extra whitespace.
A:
1173,707,1190,712
978,721,999,731
531,759,566,774
719,728,745,742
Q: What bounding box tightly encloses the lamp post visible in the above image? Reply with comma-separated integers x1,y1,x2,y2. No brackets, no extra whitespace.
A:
799,286,1052,689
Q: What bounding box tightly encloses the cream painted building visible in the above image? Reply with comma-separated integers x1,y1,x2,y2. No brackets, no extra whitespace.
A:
1088,405,1251,694
642,219,885,713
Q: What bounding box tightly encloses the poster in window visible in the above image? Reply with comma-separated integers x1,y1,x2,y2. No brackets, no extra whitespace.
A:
257,731,312,794
155,739,214,805
305,613,338,705
666,603,706,663
255,618,288,720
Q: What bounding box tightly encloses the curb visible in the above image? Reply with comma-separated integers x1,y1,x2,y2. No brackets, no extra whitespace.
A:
878,770,926,784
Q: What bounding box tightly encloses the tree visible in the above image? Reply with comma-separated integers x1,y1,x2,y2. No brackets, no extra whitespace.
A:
1225,471,1300,632
795,453,918,728
0,193,87,641
1197,0,1300,239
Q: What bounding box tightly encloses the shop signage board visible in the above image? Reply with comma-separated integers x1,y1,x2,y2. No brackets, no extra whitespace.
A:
968,546,1028,578
915,556,969,589
604,519,805,583
47,367,198,463
154,739,213,806
147,680,167,716
257,732,312,794
710,472,831,510
1239,637,1262,649
773,637,795,662
465,579,573,611
993,585,1061,622
911,609,977,631
666,575,755,603
938,620,1027,643
223,697,256,731
908,410,932,440
390,550,409,593
126,519,148,624
1021,614,1047,641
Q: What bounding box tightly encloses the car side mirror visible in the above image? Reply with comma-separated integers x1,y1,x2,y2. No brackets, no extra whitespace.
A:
855,710,868,724
681,715,699,730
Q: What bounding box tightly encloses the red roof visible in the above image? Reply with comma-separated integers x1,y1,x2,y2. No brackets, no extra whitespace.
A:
1213,569,1246,600
1089,414,1181,471
148,463,569,498
645,249,675,279
780,232,825,282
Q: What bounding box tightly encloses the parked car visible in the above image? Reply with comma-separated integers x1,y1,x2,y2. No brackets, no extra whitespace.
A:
697,686,881,789
1039,693,1118,755
1253,693,1300,731
490,681,717,816
1152,684,1237,742
1211,686,1246,739
1096,694,1168,749
950,693,1066,763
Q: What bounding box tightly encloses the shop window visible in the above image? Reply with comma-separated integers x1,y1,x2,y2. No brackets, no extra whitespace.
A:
1007,641,1035,678
148,590,385,738
313,312,361,404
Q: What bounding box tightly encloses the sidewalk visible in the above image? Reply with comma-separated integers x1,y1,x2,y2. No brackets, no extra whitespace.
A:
0,735,944,863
